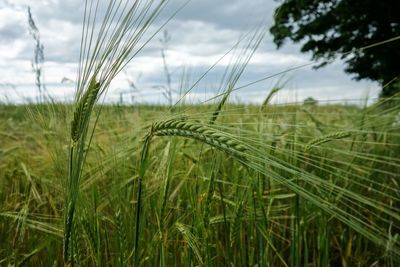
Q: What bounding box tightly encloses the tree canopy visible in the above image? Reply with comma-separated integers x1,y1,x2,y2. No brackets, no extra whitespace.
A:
270,0,400,97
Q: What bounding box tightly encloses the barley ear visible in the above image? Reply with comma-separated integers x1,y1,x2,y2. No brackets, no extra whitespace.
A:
70,77,101,142
150,117,249,159
305,131,352,151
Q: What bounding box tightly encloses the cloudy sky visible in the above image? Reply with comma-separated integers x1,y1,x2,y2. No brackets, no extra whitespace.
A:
0,0,380,104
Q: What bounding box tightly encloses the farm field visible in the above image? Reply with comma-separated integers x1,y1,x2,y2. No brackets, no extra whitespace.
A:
1,0,400,266
1,100,399,266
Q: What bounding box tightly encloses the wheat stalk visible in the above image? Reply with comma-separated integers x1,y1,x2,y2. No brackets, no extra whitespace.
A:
71,77,100,142
147,117,248,157
304,131,352,151
64,0,174,262
133,116,249,265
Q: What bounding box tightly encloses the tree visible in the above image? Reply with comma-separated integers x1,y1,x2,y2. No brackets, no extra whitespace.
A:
303,96,318,106
270,0,400,97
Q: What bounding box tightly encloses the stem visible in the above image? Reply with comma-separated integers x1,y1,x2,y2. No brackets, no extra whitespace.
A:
133,134,152,267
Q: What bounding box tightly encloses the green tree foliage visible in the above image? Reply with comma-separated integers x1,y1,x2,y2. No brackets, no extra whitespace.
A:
270,0,400,97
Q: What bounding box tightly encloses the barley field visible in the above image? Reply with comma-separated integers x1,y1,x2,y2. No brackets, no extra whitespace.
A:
1,99,399,266
1,0,399,266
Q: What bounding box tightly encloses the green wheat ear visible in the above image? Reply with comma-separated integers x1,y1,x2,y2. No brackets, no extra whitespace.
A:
149,117,249,157
261,86,280,110
304,131,352,152
71,77,101,142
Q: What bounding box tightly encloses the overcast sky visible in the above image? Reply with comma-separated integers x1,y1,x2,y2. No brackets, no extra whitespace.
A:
0,0,380,104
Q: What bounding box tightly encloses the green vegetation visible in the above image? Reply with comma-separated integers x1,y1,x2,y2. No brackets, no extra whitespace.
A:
1,100,399,266
1,0,399,266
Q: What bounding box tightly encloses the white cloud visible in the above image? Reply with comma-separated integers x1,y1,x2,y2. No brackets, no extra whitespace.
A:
0,1,381,104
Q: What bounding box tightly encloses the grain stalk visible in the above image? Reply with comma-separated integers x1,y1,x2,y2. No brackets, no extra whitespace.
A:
27,7,48,103
304,131,352,152
64,0,175,263
134,116,250,265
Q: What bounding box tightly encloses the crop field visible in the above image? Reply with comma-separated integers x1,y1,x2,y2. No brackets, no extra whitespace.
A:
1,0,400,266
1,99,399,266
